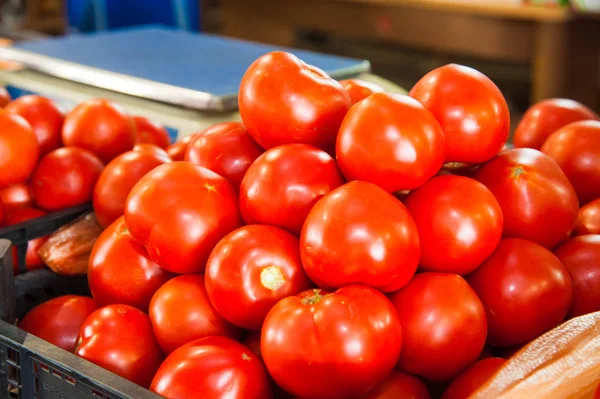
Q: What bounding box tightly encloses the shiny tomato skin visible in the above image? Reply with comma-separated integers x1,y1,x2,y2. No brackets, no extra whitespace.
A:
0,183,34,213
124,162,241,274
18,295,97,352
149,274,241,355
336,93,445,192
474,148,579,249
239,51,351,152
574,199,600,236
166,134,195,161
0,110,40,188
31,147,104,211
361,370,431,399
404,175,502,275
5,208,48,273
390,273,487,382
88,217,174,311
62,99,136,163
206,225,312,330
93,149,170,228
441,357,506,399
340,79,385,105
5,95,64,156
133,116,170,148
185,122,264,191
0,87,11,107
553,235,600,317
301,181,420,293
133,143,170,158
151,336,273,399
409,64,510,164
240,144,344,235
467,238,572,347
541,120,600,205
261,285,403,399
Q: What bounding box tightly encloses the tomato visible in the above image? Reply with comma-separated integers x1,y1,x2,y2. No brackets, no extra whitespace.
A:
336,93,445,193
151,336,273,399
301,181,419,292
340,79,385,105
133,143,170,158
93,149,170,228
185,122,264,191
239,51,351,152
5,95,64,156
31,147,104,211
409,64,510,164
62,99,136,163
513,99,599,150
474,148,579,249
404,175,502,275
18,295,97,352
261,286,403,399
149,274,241,354
133,115,170,148
441,357,506,399
553,235,600,317
360,370,431,399
166,134,195,161
541,120,600,205
0,110,39,188
574,199,600,236
0,183,34,214
467,238,572,347
0,87,11,107
5,208,48,274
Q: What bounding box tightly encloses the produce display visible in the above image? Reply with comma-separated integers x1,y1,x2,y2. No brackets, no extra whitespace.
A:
1,50,600,399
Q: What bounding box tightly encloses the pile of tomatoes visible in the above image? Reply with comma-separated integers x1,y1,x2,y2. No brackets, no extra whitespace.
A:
6,50,600,399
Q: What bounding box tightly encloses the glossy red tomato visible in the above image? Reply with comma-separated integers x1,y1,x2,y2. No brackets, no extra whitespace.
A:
240,144,344,235
301,181,420,292
262,286,403,399
361,370,431,399
404,175,502,275
31,147,104,211
239,51,351,152
541,120,600,205
0,87,11,107
574,199,600,236
467,238,572,347
166,134,195,161
340,79,385,105
151,336,273,399
554,235,600,317
474,148,579,249
441,357,506,399
0,183,34,213
124,162,240,274
5,208,48,274
514,99,599,150
149,274,241,354
5,95,64,156
390,273,487,381
409,64,510,164
93,149,170,228
133,115,170,148
336,93,444,193
185,122,264,191
0,110,39,188
88,217,174,311
62,99,136,163
18,295,97,352
206,225,312,330
133,143,170,158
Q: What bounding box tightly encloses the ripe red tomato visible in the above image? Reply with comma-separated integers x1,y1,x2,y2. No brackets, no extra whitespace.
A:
574,199,600,236
554,235,600,317
31,147,104,211
474,148,579,249
166,134,195,161
133,115,170,148
185,122,264,191
340,79,385,105
0,87,11,107
5,95,64,156
5,208,48,274
133,143,170,158
239,51,351,152
0,110,39,188
404,175,503,275
541,120,600,205
124,162,240,274
93,149,170,228
390,273,487,381
361,370,431,399
151,336,273,399
240,144,344,235
88,217,174,311
467,238,572,347
301,181,419,292
18,295,97,352
409,64,510,164
336,93,445,193
62,99,136,163
0,183,34,213
441,357,506,399
262,286,403,399
206,225,312,330
513,99,599,150
149,274,241,354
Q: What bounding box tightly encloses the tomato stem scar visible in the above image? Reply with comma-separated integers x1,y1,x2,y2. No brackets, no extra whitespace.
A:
260,266,286,290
